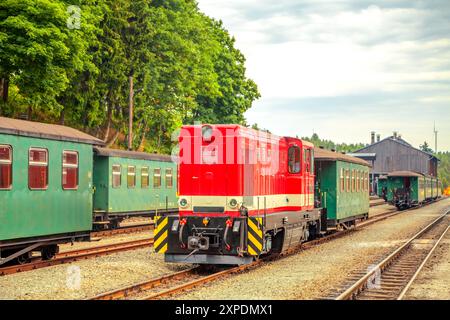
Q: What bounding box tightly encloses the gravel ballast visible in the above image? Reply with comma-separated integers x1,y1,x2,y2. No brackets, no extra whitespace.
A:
0,199,448,300
0,248,189,300
176,198,450,300
403,226,450,300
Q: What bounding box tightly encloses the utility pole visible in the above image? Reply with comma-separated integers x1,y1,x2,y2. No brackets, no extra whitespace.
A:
128,76,134,151
433,122,438,153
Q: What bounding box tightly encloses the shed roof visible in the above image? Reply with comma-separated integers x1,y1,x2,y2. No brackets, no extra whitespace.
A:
387,171,424,178
0,117,104,145
314,147,371,167
94,147,174,162
347,152,376,161
356,136,439,161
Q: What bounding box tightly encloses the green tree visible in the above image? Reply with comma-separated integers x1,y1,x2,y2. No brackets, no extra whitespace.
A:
0,0,260,153
302,133,365,153
0,0,100,117
436,151,450,188
419,141,433,153
191,19,260,125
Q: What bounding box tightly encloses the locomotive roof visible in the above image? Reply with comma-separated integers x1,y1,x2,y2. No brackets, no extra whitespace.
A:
387,171,424,178
314,147,371,167
94,147,174,162
0,117,104,145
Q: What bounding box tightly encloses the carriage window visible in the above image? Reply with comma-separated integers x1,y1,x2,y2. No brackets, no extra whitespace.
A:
362,172,365,192
363,172,366,191
29,148,48,189
351,170,356,192
340,168,345,192
356,170,361,192
365,173,369,191
62,151,78,190
346,169,350,192
288,146,301,174
127,166,136,188
153,168,161,188
165,168,173,189
141,167,149,188
112,165,121,188
0,145,12,189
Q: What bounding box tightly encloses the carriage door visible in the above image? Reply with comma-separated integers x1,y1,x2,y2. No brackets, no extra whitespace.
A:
288,144,301,208
303,148,312,207
243,137,255,209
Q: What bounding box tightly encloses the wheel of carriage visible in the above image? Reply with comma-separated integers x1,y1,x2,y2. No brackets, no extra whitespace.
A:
41,245,58,260
16,252,32,265
110,220,120,230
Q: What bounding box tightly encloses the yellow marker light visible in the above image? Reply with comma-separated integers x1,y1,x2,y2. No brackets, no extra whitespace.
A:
202,217,210,226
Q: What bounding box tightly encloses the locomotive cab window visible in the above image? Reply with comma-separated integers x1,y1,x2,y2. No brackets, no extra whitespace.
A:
29,148,48,190
288,146,301,174
154,168,161,188
304,149,312,173
141,167,149,188
62,151,78,190
0,145,12,189
165,168,173,188
112,165,121,188
127,166,136,188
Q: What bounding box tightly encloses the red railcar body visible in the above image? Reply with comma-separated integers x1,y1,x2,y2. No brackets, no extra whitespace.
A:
156,124,321,265
177,125,315,217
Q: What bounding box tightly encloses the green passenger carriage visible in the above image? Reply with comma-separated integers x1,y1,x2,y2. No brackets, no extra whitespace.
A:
377,175,388,200
386,171,441,210
314,148,370,229
0,117,103,265
92,148,178,229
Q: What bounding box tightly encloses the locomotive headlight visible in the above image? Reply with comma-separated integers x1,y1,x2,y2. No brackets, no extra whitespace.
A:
202,125,213,142
229,198,238,209
179,198,188,208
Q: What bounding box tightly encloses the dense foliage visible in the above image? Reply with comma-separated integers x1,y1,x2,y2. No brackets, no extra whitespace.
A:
436,152,450,188
301,133,366,154
0,0,259,153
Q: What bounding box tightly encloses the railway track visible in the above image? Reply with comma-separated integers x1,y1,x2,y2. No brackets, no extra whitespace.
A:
0,238,154,276
1,199,440,285
87,203,426,300
332,211,449,300
91,223,154,238
90,263,264,300
370,200,387,207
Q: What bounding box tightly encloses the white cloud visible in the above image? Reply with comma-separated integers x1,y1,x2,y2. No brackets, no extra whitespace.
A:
197,0,450,150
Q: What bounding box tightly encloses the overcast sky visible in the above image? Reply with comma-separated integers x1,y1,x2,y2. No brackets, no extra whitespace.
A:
197,0,450,151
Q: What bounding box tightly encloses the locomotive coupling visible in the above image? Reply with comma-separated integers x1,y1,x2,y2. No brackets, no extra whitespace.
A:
187,236,210,250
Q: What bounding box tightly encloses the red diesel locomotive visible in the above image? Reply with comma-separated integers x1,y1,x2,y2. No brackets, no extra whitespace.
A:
154,124,322,265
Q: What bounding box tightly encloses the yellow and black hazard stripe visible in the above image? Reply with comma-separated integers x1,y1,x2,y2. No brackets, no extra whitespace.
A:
247,217,264,256
154,216,169,253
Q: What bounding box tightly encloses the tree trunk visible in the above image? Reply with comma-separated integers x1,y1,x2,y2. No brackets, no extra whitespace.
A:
138,123,148,151
59,110,65,125
1,78,8,103
103,105,112,141
105,130,120,148
157,123,162,150
128,76,134,150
